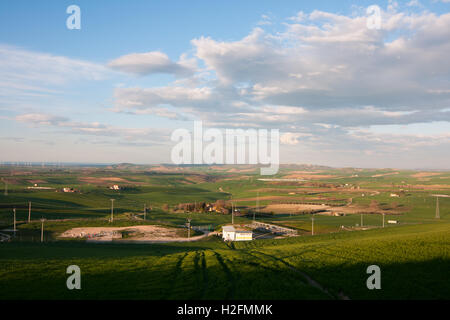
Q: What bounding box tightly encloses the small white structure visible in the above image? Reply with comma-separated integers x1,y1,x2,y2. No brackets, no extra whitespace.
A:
390,193,400,197
110,185,120,190
388,220,398,224
222,226,253,241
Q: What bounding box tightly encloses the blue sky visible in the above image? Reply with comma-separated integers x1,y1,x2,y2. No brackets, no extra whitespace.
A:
2,0,448,60
0,0,449,168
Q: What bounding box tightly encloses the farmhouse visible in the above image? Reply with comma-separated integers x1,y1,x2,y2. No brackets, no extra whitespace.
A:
222,226,253,241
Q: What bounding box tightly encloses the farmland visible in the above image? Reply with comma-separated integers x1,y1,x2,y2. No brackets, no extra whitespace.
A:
0,164,449,299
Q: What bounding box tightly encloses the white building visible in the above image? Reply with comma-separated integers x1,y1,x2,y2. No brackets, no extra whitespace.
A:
222,226,253,241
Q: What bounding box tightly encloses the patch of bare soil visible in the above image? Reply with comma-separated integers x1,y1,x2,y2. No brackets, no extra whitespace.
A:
27,179,47,184
371,172,399,177
411,172,442,178
227,168,257,173
260,203,331,214
234,195,305,202
147,165,187,172
78,177,132,184
283,174,337,180
327,205,402,216
59,225,210,243
258,203,402,216
411,184,450,190
288,171,324,174
10,171,33,176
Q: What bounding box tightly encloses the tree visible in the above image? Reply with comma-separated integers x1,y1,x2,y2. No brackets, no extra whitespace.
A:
215,199,226,209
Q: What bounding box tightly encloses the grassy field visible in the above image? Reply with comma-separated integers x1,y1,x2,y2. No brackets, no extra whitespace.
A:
0,164,449,299
1,222,448,299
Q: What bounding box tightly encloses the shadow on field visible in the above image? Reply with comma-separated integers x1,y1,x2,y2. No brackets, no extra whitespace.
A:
0,240,448,300
295,258,450,300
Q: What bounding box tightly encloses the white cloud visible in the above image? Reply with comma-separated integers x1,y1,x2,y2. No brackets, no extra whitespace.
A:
3,5,450,168
280,132,311,145
0,45,109,93
407,0,422,7
14,112,170,144
109,6,450,167
108,51,197,77
15,113,68,126
0,45,114,117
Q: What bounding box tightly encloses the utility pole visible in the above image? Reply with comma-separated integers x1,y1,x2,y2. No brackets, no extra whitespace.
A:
382,212,385,228
436,197,440,219
144,203,147,220
361,213,364,227
13,207,16,236
254,191,259,222
28,201,31,223
2,178,7,196
110,199,115,223
311,214,314,236
232,203,234,224
40,218,45,242
187,218,192,239
231,195,234,225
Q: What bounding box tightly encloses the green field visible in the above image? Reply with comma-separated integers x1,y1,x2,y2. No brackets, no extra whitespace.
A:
0,164,449,300
1,222,448,299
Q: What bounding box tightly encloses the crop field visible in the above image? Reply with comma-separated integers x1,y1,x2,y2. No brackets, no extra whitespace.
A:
0,164,449,300
1,222,448,299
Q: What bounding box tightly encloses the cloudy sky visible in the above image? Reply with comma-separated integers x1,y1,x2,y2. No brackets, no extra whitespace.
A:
0,0,449,169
